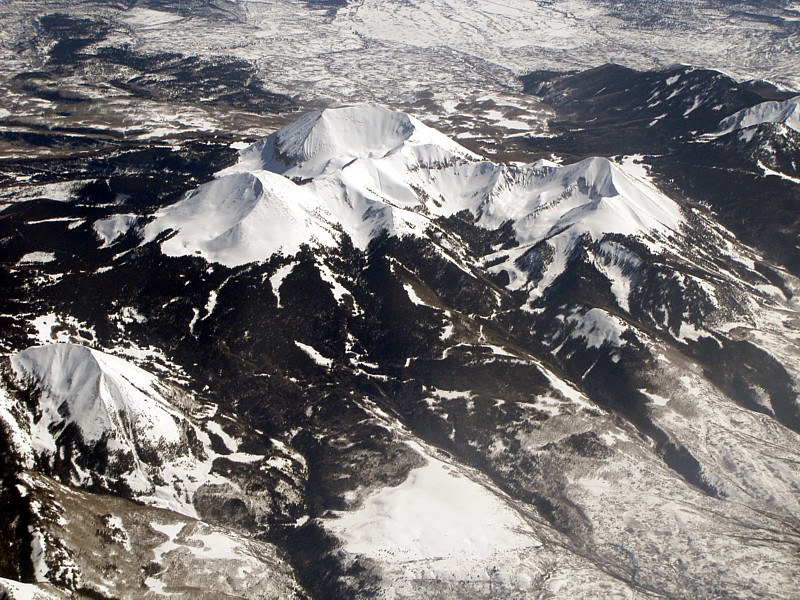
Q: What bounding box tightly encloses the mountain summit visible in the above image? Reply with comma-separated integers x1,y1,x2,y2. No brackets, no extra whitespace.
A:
239,103,479,178
146,105,683,276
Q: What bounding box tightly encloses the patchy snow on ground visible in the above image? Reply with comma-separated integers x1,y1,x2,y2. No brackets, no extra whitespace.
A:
316,259,351,305
93,214,138,248
28,314,96,346
294,341,333,368
17,252,56,265
205,420,238,453
0,576,62,599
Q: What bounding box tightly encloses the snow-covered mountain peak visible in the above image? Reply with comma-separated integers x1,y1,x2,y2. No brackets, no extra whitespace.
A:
145,107,684,270
143,170,339,266
485,156,683,243
5,343,308,521
10,343,187,455
717,95,800,136
558,156,622,197
480,156,685,303
238,103,479,179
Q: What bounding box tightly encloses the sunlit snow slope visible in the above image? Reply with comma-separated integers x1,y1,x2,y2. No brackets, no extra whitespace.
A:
718,96,800,136
146,104,683,271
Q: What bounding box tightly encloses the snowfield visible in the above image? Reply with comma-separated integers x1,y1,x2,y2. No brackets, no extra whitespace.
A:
328,441,542,588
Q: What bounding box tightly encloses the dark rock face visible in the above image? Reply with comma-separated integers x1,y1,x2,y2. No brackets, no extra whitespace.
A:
649,128,800,274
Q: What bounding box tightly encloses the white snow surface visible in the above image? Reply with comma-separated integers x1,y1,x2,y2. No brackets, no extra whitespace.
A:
0,577,61,600
29,529,49,583
3,342,311,518
0,386,34,467
566,308,628,349
140,518,301,596
294,341,333,368
93,214,138,248
717,95,800,135
269,261,297,308
481,156,682,242
17,252,56,265
238,104,479,179
148,105,684,278
11,343,184,453
143,170,338,266
758,160,800,185
205,421,238,453
6,343,237,516
591,240,643,312
402,283,427,307
328,441,541,587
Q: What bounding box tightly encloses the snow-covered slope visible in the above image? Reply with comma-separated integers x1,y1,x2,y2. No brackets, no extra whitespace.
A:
147,105,683,275
143,171,339,266
8,343,208,511
238,103,478,179
11,343,188,460
484,157,682,239
328,441,543,588
5,343,305,520
717,96,800,136
5,92,800,600
2,0,800,595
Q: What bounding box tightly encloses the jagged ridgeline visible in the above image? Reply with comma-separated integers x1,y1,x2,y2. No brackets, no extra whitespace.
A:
1,104,799,599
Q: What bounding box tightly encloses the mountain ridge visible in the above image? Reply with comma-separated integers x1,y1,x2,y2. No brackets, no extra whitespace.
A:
145,105,684,286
